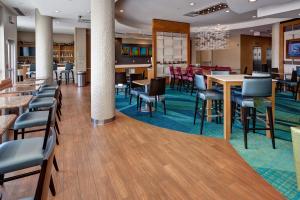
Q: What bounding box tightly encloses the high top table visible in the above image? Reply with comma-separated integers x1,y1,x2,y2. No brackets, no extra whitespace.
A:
132,79,152,112
14,79,45,87
0,95,33,115
206,75,276,141
0,85,40,95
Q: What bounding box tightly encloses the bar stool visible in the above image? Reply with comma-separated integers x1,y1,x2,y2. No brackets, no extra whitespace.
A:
26,64,36,78
193,75,223,134
0,107,57,196
232,76,275,149
60,63,74,84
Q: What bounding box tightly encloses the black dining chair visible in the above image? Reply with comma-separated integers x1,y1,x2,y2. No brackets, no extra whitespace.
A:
115,72,129,97
139,77,166,117
193,75,223,134
53,63,58,80
129,73,144,109
277,70,298,99
232,76,275,149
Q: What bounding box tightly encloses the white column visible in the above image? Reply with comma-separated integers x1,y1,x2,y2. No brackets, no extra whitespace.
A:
74,28,87,83
272,23,280,69
35,9,53,79
91,0,115,125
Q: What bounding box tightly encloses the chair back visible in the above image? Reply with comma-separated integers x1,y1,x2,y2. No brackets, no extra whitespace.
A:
211,71,230,75
175,67,182,75
29,64,36,72
242,76,272,97
115,72,127,85
42,100,57,150
291,70,298,82
129,73,143,88
252,71,271,77
186,66,194,76
53,63,58,71
296,66,300,77
149,78,166,96
65,63,73,71
34,128,56,200
194,75,206,91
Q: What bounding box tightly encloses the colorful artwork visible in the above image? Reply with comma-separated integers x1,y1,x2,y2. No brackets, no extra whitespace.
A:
140,47,147,56
121,46,130,56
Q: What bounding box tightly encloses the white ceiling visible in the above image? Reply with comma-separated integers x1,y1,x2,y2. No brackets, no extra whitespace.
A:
1,0,300,35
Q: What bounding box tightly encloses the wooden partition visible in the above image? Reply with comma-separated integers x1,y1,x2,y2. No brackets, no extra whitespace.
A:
279,19,300,78
152,19,191,77
240,35,271,74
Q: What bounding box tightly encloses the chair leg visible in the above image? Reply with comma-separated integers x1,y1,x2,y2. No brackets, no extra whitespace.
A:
129,94,132,104
200,100,207,135
190,80,194,95
162,100,166,115
218,100,222,123
193,95,199,125
149,102,152,117
214,100,219,124
155,99,158,109
53,155,59,172
0,174,4,186
252,108,256,133
242,107,249,149
231,102,236,132
139,98,143,111
21,129,25,139
14,130,18,140
49,175,56,196
55,121,60,135
136,96,139,110
267,107,276,149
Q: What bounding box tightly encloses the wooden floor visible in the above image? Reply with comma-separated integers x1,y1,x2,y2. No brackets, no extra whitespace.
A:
0,85,284,200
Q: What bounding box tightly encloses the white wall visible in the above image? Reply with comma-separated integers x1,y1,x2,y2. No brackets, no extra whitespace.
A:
18,31,74,43
74,28,87,83
0,3,17,80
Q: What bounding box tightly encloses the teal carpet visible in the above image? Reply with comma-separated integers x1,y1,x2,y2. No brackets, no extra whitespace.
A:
116,87,300,199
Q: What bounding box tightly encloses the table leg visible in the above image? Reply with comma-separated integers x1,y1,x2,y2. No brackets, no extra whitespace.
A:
266,82,276,138
223,83,232,141
206,77,213,122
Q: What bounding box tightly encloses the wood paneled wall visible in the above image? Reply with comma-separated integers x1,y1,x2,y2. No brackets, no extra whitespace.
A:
279,19,300,77
152,19,191,77
240,35,271,74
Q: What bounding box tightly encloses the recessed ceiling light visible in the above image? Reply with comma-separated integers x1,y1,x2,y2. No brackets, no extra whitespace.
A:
217,24,221,26
252,15,257,18
249,0,257,2
120,9,124,13
250,30,254,32
225,10,230,13
298,13,300,16
55,10,60,13
190,2,195,6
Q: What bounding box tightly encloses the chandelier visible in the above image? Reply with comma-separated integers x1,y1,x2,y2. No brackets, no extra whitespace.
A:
193,25,230,50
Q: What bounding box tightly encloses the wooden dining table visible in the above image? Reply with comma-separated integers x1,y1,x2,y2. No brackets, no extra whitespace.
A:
0,114,17,143
206,75,277,141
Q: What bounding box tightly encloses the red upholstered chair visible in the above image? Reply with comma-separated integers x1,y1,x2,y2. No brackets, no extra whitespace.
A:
169,66,175,88
182,66,195,94
175,67,183,91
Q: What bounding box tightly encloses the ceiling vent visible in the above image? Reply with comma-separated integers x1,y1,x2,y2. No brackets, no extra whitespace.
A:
12,7,25,16
78,16,91,23
184,3,229,17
